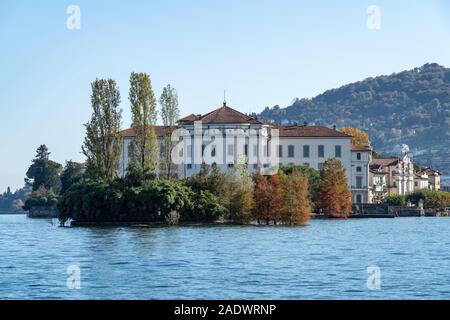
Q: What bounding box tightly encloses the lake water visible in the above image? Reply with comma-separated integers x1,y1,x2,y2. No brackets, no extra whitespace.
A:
1,214,450,299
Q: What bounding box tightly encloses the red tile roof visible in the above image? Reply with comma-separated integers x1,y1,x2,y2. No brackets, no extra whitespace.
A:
418,167,441,176
178,105,262,124
119,126,167,138
274,125,351,138
178,114,201,123
370,158,400,168
351,144,372,152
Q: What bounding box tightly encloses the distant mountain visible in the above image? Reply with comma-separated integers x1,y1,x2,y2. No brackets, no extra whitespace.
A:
258,63,450,173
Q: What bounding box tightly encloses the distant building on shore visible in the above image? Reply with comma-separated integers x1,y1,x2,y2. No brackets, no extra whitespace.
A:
369,155,415,198
416,167,441,190
369,155,442,202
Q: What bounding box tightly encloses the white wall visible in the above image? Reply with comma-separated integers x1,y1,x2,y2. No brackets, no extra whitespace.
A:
276,137,352,183
350,150,370,203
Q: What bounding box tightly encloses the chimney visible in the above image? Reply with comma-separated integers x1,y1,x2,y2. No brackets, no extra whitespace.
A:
293,122,298,126
333,125,337,131
303,121,308,126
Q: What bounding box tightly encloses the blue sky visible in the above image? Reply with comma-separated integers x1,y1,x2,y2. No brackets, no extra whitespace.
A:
1,0,449,191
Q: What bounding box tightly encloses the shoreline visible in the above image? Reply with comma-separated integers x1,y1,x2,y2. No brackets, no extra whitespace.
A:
68,214,447,227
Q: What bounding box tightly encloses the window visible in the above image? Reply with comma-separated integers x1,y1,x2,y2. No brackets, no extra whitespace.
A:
288,145,295,158
253,164,258,169
303,145,310,158
244,144,248,156
356,166,362,172
253,145,258,157
278,145,283,157
318,163,324,170
318,145,325,158
356,176,363,189
187,164,192,169
228,144,234,156
211,145,216,157
228,163,234,168
356,194,362,203
357,152,361,160
335,145,342,158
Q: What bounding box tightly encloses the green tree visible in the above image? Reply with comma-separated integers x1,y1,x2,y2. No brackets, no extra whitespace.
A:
57,178,227,225
317,159,352,216
128,72,159,178
25,145,63,193
60,161,84,195
82,79,123,179
340,127,369,147
280,171,311,225
385,195,406,206
159,84,180,179
252,172,283,225
406,190,450,209
229,157,255,223
279,164,320,208
23,186,58,212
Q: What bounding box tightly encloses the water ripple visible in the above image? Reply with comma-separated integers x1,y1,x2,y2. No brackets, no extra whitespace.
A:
1,214,450,299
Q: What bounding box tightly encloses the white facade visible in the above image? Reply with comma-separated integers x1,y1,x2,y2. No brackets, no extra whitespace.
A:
177,122,271,178
118,105,371,203
369,171,388,203
392,155,415,195
351,148,371,203
414,172,429,191
276,137,352,184
369,154,415,200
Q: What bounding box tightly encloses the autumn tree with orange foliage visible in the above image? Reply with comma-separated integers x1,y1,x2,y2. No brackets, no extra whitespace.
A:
280,170,311,225
318,159,352,217
340,127,369,147
252,172,283,225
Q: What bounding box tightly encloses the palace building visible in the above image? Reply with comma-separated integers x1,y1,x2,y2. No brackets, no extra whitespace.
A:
118,104,371,204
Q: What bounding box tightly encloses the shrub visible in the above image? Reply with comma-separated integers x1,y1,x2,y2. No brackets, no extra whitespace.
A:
385,195,406,206
23,188,58,211
406,190,450,209
181,190,227,222
58,178,227,224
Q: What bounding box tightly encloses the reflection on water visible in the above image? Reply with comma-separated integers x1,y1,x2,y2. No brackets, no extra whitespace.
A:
1,214,450,299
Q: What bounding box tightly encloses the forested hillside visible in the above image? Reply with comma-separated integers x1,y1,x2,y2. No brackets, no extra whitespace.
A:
259,63,450,173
